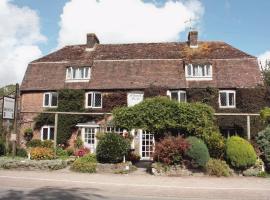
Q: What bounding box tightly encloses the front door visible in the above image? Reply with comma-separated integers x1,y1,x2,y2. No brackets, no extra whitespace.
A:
140,130,155,160
82,127,98,153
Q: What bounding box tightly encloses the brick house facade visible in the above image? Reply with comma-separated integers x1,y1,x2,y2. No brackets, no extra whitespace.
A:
20,31,263,159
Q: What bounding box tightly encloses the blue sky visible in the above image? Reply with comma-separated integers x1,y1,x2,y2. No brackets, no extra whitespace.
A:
12,0,270,56
0,0,270,86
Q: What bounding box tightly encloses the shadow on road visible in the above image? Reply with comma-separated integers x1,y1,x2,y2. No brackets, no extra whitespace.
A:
0,187,105,200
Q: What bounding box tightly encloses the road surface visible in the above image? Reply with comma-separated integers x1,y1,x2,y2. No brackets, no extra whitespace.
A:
0,169,270,200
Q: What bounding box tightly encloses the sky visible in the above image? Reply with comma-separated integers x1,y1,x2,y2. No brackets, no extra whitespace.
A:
0,0,269,87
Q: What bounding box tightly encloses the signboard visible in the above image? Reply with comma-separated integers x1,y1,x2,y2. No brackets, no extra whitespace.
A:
2,96,15,119
127,92,144,107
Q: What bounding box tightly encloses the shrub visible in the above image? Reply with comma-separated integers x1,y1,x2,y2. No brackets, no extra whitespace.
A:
30,147,54,160
71,154,97,173
206,159,231,177
96,133,130,163
243,158,265,177
24,128,33,142
226,136,257,169
75,137,83,149
202,131,225,159
66,147,74,156
16,148,28,158
26,139,42,148
154,136,190,165
42,140,54,148
0,139,5,156
256,126,270,171
186,137,210,168
127,152,140,164
74,147,90,157
56,147,69,158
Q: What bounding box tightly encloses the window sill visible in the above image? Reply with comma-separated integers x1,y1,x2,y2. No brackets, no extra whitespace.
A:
186,77,212,81
65,79,90,83
43,106,58,108
219,106,236,109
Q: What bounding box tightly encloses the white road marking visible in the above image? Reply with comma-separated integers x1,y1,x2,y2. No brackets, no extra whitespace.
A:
0,175,269,192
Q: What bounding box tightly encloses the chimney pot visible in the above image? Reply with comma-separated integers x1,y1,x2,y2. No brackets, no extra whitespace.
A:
188,31,198,48
86,33,99,48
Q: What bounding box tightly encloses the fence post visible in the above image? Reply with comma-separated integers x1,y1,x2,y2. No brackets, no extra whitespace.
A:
54,113,58,156
247,115,251,140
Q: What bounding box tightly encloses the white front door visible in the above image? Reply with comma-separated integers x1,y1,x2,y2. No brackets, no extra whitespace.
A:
140,130,155,160
82,127,98,153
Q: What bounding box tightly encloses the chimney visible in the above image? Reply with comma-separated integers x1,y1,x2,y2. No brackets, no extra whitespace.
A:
188,31,198,48
86,33,99,48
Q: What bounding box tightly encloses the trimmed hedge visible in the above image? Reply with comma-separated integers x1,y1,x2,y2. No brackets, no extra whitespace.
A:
226,136,257,169
186,137,210,168
96,133,130,163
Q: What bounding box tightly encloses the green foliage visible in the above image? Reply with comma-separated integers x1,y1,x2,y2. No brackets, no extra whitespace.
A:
34,89,90,145
26,139,42,148
71,154,97,173
256,125,270,171
16,148,28,158
154,136,190,165
23,128,33,142
186,137,210,168
243,158,265,177
56,147,69,158
42,140,54,148
0,139,5,156
75,137,83,149
96,133,130,163
202,131,225,158
30,147,54,160
260,107,270,124
113,97,215,135
206,159,231,177
0,84,15,96
226,136,257,169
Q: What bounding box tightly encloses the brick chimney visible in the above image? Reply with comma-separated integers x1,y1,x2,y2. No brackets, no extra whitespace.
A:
86,33,99,48
188,31,198,48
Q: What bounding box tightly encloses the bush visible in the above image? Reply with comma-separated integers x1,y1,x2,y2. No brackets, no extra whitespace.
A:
203,131,225,159
226,136,257,169
71,154,97,173
66,147,74,156
206,159,231,177
154,136,190,165
75,137,83,149
243,158,265,177
30,147,54,160
96,133,130,164
0,139,5,156
24,128,33,142
56,147,69,158
42,140,54,148
26,139,42,148
186,137,210,168
256,126,270,171
74,147,90,157
127,152,140,164
16,148,28,158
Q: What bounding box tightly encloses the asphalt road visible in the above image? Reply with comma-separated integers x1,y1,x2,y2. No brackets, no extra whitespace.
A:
0,169,270,200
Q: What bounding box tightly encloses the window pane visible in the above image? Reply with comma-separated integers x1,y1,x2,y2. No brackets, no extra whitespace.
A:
43,128,48,140
179,92,186,102
220,92,227,106
171,92,179,101
197,65,203,76
193,65,198,76
44,94,50,106
87,93,92,107
94,93,102,107
187,65,192,76
229,93,235,106
206,65,210,76
49,128,55,140
72,68,76,79
66,68,72,79
84,68,89,78
79,68,84,78
51,93,58,106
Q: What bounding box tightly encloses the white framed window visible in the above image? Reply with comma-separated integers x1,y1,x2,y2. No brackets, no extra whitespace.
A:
127,92,144,107
41,126,55,141
106,127,124,134
185,64,212,80
66,67,91,82
85,92,102,108
219,90,236,108
43,92,58,107
167,90,187,103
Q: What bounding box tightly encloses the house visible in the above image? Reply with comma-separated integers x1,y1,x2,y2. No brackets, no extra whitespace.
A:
20,31,263,160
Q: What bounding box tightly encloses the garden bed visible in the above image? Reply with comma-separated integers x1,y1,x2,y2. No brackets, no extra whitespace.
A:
96,161,136,174
0,157,67,170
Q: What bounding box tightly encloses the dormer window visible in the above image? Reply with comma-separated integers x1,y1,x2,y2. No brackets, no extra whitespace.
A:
185,64,212,80
66,67,90,82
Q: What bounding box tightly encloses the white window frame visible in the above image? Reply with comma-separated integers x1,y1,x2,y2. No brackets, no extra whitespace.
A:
127,91,144,107
85,92,102,109
43,92,58,108
167,90,187,103
66,67,91,82
219,90,236,108
185,64,212,80
41,125,55,141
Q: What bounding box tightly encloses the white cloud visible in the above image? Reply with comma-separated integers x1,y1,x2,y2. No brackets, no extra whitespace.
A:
0,0,46,87
258,51,270,68
58,0,204,47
